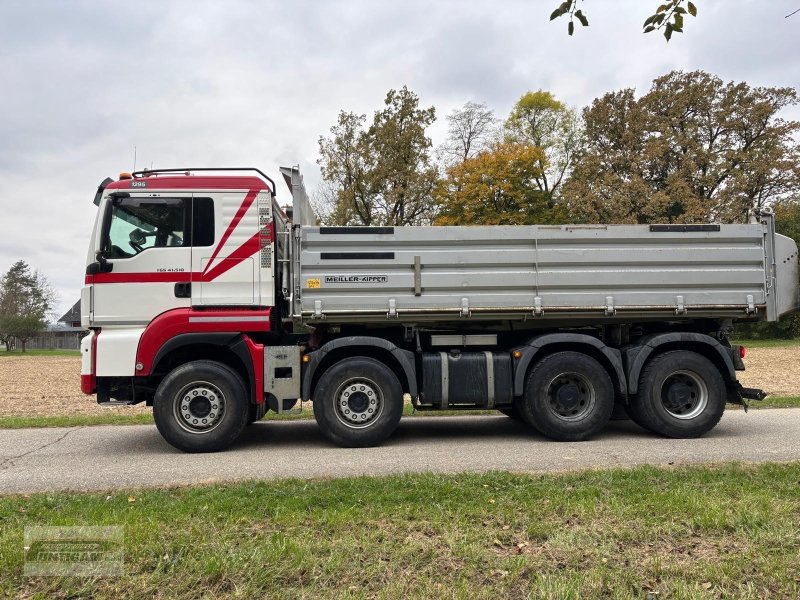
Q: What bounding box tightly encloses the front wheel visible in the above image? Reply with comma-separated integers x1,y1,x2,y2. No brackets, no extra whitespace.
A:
628,351,725,438
153,360,249,452
313,357,403,448
519,351,615,441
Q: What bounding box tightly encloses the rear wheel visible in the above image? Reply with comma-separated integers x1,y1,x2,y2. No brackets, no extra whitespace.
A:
520,351,615,441
629,350,725,438
153,360,249,452
313,357,404,448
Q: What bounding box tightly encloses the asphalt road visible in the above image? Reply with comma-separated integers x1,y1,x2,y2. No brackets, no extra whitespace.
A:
2,409,800,494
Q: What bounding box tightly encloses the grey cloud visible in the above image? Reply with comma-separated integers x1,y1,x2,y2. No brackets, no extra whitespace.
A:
0,0,797,317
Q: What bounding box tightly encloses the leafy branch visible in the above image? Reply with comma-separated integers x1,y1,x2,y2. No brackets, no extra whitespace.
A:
549,0,589,36
643,1,698,42
550,0,698,41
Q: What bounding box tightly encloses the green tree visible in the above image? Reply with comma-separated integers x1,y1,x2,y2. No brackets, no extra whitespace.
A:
562,71,800,224
317,87,438,225
504,91,583,203
0,260,56,352
434,142,565,226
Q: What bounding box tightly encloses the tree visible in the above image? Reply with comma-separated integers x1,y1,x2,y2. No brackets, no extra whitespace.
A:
434,142,565,226
562,71,800,224
504,91,584,202
437,101,499,166
317,87,439,225
317,111,375,225
0,260,56,352
549,0,699,41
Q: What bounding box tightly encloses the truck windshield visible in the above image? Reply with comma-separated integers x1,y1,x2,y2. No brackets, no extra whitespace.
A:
105,197,185,258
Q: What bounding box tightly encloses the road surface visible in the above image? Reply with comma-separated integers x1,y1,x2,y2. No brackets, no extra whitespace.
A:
2,410,800,493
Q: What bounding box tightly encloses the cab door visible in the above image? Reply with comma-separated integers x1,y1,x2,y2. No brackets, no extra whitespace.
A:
91,194,193,326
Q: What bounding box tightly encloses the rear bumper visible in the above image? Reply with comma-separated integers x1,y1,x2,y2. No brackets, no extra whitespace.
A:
80,374,96,395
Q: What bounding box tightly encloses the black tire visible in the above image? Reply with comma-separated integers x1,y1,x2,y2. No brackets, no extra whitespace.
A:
499,405,525,421
313,357,403,448
610,402,631,421
628,350,725,438
247,401,267,425
153,360,249,452
519,351,615,442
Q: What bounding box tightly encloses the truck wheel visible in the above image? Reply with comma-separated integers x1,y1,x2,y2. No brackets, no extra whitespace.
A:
153,360,249,452
520,351,614,441
629,351,725,438
313,357,403,448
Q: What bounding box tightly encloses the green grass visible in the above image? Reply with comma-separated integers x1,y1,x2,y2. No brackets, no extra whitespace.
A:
747,395,800,409
0,413,155,429
730,338,800,348
0,349,80,357
1,462,799,599
0,404,497,429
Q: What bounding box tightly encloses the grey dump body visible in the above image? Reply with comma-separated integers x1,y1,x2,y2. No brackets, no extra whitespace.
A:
288,217,799,326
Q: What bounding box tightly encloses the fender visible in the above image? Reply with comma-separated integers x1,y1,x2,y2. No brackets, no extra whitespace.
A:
301,336,417,400
512,333,626,397
624,332,736,395
149,332,259,404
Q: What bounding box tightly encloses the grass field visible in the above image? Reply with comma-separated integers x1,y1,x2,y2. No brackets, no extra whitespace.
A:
730,338,800,348
1,462,799,599
0,349,80,357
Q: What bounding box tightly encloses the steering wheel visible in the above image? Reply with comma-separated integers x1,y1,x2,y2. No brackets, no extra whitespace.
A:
129,228,147,253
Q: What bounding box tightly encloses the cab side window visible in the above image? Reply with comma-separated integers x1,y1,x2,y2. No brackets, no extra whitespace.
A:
104,197,214,258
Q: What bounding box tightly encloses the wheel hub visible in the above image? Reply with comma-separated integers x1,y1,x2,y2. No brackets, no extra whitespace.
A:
663,381,692,410
336,379,382,428
174,383,225,433
659,370,708,420
555,383,581,411
547,373,596,421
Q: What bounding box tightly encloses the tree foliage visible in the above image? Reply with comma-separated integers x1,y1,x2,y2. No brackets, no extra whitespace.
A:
0,260,56,351
550,0,698,41
505,90,583,202
434,142,565,226
562,71,800,224
318,87,438,225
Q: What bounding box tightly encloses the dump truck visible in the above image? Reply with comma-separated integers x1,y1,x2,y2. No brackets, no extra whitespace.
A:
80,167,800,452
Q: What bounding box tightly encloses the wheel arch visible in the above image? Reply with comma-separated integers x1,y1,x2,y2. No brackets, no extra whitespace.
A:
302,336,417,401
512,333,626,399
624,332,736,395
149,333,255,403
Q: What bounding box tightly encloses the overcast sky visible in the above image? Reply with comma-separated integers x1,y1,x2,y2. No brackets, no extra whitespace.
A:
1,0,798,318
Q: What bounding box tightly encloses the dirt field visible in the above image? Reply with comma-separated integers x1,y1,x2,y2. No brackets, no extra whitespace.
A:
0,355,149,418
0,346,798,418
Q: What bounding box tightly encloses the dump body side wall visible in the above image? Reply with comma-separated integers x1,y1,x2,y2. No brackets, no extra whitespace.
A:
297,223,781,324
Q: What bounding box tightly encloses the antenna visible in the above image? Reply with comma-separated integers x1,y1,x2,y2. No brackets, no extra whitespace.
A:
133,146,137,172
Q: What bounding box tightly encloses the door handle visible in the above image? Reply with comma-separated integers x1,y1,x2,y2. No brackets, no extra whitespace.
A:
174,282,192,298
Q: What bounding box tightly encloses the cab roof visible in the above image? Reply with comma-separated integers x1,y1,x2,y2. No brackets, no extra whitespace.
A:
106,174,271,192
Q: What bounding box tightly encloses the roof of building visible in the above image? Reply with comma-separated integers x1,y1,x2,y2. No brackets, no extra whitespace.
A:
58,300,81,324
